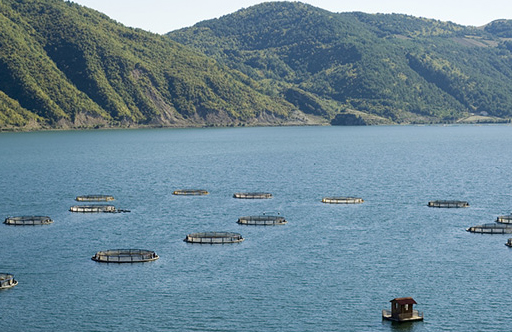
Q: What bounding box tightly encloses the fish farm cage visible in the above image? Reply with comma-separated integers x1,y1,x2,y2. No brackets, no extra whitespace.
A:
233,192,272,199
467,223,512,234
70,205,117,213
0,273,18,289
4,216,53,226
321,197,364,204
496,215,512,224
91,249,159,263
75,195,114,202
184,232,244,244
173,189,209,196
428,200,469,208
237,215,287,226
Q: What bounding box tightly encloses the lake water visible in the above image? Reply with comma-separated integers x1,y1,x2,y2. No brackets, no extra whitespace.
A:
1,125,512,331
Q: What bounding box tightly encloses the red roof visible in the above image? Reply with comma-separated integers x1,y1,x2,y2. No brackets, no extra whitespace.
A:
390,297,417,305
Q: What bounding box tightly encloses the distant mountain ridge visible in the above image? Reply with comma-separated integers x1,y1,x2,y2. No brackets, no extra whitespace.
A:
2,0,512,130
169,2,512,125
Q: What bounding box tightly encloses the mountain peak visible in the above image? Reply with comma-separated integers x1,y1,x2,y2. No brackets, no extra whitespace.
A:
169,1,512,124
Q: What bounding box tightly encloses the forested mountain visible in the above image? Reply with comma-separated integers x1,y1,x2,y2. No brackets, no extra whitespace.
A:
3,1,512,130
0,0,303,130
169,2,512,125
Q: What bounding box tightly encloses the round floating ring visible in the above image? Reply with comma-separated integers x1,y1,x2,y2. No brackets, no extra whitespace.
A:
0,273,18,289
428,200,469,208
184,231,244,244
466,223,512,234
233,192,272,199
237,215,287,226
321,197,364,204
92,249,159,263
76,195,114,202
4,216,53,226
497,215,512,224
70,205,117,213
173,189,209,196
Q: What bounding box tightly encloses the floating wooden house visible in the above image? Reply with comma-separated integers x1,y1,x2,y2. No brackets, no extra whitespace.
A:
382,297,423,322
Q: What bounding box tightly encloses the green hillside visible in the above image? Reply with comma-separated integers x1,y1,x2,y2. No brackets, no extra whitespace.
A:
0,0,302,130
169,2,512,124
3,0,512,130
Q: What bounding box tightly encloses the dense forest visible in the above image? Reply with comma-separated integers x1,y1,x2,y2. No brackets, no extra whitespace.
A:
2,0,512,130
0,0,301,130
169,2,512,125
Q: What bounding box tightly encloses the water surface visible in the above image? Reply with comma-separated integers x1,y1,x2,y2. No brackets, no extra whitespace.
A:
1,125,512,331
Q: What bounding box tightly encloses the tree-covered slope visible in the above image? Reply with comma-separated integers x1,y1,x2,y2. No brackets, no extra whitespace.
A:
0,0,302,130
4,0,512,129
169,2,512,124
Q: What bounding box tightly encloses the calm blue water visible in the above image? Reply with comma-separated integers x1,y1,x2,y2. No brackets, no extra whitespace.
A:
1,125,512,331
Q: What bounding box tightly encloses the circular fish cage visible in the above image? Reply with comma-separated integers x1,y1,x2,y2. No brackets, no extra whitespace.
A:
184,232,244,244
496,215,512,224
173,189,209,196
0,273,18,289
75,195,114,202
233,192,272,199
70,205,116,213
91,249,159,263
321,197,364,204
467,223,512,234
428,200,469,208
237,215,287,226
4,216,53,226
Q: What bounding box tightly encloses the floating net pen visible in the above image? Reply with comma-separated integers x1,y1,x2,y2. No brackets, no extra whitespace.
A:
184,232,244,244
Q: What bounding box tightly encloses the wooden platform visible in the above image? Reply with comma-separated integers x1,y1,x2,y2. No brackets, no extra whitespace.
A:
382,309,424,322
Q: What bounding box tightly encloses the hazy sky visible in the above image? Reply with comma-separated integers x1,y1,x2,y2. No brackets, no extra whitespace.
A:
72,0,512,34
